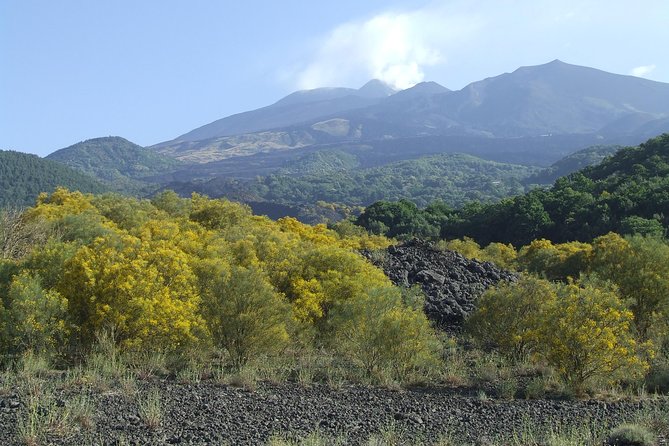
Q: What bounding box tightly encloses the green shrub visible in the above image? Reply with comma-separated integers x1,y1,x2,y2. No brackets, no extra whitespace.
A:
606,423,656,446
466,275,553,359
645,362,669,394
2,272,69,357
496,376,518,399
523,376,548,399
468,275,651,394
329,287,441,383
201,265,292,370
138,388,162,430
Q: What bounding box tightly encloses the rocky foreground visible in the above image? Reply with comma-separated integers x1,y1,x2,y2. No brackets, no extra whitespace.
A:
363,239,516,329
1,380,666,445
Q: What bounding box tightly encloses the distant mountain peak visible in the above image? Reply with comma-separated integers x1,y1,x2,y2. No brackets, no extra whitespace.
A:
384,81,451,103
357,79,397,98
514,59,572,73
405,81,450,94
156,60,669,157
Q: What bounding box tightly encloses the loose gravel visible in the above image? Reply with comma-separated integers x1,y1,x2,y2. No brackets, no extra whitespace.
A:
1,380,666,445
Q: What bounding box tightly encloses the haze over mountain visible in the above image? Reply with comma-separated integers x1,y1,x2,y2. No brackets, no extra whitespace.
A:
151,61,669,166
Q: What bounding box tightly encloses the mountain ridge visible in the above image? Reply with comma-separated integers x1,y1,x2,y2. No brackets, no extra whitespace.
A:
168,79,398,144
150,60,669,165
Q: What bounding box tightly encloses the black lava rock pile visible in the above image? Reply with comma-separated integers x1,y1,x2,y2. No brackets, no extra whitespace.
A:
362,239,517,329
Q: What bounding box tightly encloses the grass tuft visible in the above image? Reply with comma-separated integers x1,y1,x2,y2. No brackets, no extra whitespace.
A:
138,388,163,430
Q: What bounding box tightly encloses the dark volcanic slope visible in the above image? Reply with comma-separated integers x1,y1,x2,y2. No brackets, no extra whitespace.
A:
363,239,516,328
0,380,662,445
433,59,669,137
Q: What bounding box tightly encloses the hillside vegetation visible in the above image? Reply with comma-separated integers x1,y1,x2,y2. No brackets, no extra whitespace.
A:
0,150,108,207
181,153,536,215
525,144,620,185
357,134,669,245
46,136,182,193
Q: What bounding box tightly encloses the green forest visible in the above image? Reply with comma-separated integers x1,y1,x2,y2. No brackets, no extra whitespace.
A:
0,151,107,208
357,134,669,245
524,144,619,185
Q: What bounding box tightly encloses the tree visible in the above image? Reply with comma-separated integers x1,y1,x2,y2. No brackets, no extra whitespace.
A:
518,239,592,281
151,190,191,218
467,276,651,393
439,237,484,260
283,246,392,326
60,234,203,351
0,209,51,260
356,200,437,238
91,193,156,231
189,194,251,231
482,242,518,270
28,188,96,220
499,192,554,246
619,215,665,238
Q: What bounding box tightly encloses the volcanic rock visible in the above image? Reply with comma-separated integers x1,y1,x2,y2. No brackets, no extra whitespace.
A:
363,239,517,329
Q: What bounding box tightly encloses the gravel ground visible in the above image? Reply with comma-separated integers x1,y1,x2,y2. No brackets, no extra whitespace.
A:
1,379,667,445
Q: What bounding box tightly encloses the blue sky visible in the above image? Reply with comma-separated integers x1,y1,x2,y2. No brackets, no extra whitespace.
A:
2,0,668,156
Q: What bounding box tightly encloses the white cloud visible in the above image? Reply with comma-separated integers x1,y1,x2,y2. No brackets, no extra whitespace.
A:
630,64,656,78
294,5,481,90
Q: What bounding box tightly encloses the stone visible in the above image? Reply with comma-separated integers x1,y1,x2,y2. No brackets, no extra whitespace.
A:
362,238,517,329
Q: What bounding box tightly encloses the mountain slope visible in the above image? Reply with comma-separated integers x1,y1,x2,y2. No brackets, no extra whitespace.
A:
167,79,397,143
151,61,669,167
164,152,537,222
47,136,181,192
0,150,108,207
434,59,669,137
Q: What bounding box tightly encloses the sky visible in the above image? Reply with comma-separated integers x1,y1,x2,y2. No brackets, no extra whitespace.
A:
2,0,668,156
